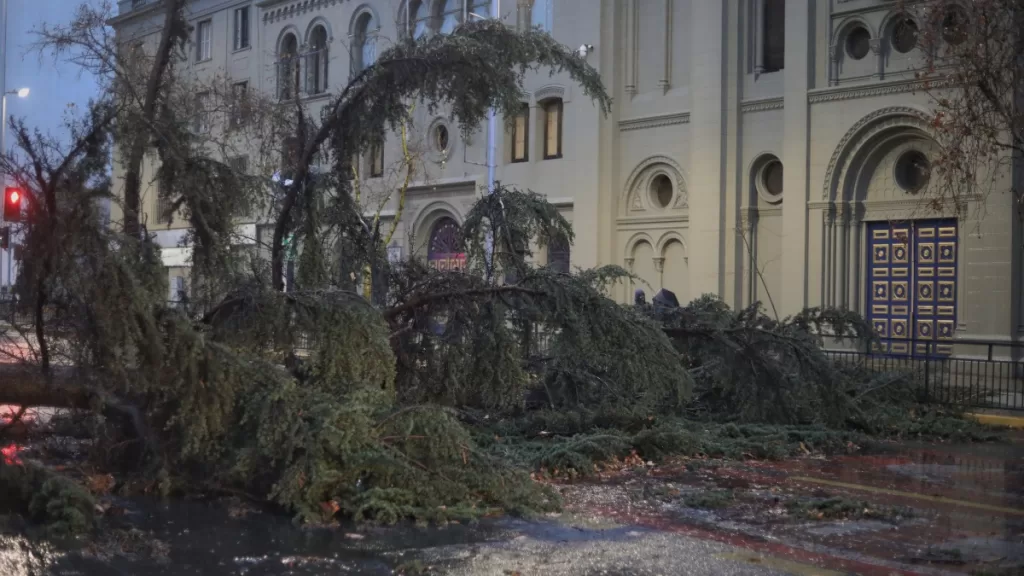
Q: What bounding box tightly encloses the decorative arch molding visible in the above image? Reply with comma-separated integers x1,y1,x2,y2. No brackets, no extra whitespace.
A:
878,9,921,41
822,106,935,201
534,84,567,103
623,232,656,258
655,231,687,256
304,17,335,46
622,155,689,214
348,4,381,37
276,26,302,53
410,200,463,250
263,0,352,25
832,15,877,46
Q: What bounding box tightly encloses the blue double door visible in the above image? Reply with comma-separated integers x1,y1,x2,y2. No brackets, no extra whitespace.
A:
866,219,958,356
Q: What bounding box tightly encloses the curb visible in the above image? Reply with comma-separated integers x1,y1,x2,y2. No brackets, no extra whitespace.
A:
965,412,1024,429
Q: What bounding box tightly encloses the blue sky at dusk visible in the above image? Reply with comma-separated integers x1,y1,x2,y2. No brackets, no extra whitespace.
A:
6,0,101,141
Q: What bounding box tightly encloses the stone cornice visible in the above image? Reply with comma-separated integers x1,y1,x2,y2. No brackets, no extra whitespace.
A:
741,97,783,113
618,111,690,132
616,214,689,226
808,77,954,104
261,0,350,24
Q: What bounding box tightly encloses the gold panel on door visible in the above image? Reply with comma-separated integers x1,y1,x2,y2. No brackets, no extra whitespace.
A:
937,320,955,340
873,245,889,264
891,281,909,302
917,319,934,340
873,281,889,300
938,242,955,263
891,319,909,339
918,243,936,264
938,281,955,302
917,281,935,302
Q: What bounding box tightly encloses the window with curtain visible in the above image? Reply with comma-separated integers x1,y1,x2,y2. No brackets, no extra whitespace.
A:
278,34,298,100
762,0,785,72
353,12,377,73
196,20,212,61
542,99,562,159
511,103,529,162
306,26,329,95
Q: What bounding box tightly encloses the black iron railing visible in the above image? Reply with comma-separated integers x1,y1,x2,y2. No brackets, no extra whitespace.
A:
824,337,1024,412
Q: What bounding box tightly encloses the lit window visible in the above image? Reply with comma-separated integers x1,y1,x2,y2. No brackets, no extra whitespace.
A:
762,0,784,72
196,20,212,62
543,99,562,159
511,103,529,163
306,26,329,95
233,7,250,50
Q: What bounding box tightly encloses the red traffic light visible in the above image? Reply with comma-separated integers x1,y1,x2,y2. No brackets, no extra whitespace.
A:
3,187,22,222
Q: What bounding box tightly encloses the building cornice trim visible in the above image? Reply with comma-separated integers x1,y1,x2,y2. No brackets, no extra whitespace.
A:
808,77,954,104
617,111,690,132
261,0,350,24
740,97,784,113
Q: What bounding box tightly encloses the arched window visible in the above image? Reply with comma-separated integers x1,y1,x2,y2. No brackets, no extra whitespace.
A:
353,11,377,73
407,0,430,39
428,217,465,271
306,25,329,95
278,33,299,101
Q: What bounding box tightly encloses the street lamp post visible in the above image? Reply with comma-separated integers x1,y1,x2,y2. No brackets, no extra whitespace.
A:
0,0,30,292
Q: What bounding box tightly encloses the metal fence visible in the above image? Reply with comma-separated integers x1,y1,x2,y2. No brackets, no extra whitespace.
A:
824,337,1024,412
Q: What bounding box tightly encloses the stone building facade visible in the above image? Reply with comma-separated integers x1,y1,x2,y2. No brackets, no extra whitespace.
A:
110,0,1022,349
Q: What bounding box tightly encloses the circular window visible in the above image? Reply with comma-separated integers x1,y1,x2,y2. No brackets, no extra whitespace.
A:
894,150,930,192
891,18,918,53
434,124,450,152
650,174,674,208
845,26,871,60
760,160,784,201
941,5,968,45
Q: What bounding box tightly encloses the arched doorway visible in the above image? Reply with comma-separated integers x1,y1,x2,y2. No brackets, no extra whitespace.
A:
427,217,465,271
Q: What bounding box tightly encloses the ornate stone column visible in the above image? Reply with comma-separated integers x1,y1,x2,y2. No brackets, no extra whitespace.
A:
653,257,666,291
828,43,839,86
516,0,532,30
624,257,635,302
752,0,765,76
739,209,758,307
660,0,673,93
869,38,883,80
836,204,850,308
625,0,638,96
823,207,835,306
